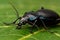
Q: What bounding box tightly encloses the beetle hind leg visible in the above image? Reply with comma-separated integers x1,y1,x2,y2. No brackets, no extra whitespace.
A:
40,19,56,33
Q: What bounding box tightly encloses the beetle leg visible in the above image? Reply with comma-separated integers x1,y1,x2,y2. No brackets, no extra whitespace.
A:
30,20,39,33
40,19,55,33
40,19,48,30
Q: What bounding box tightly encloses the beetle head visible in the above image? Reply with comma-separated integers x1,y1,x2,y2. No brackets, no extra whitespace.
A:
17,16,29,27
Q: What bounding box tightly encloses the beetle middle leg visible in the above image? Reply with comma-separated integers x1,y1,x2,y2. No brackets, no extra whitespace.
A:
29,20,39,33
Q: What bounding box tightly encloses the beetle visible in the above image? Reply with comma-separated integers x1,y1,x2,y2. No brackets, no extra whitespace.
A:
4,1,60,33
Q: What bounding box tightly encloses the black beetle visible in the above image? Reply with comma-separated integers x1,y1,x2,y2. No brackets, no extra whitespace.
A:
4,1,60,33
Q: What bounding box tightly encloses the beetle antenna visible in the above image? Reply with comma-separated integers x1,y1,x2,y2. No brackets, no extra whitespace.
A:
3,1,21,25
9,1,20,18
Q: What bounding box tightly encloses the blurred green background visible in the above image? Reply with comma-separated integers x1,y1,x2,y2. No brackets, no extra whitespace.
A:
0,0,60,40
